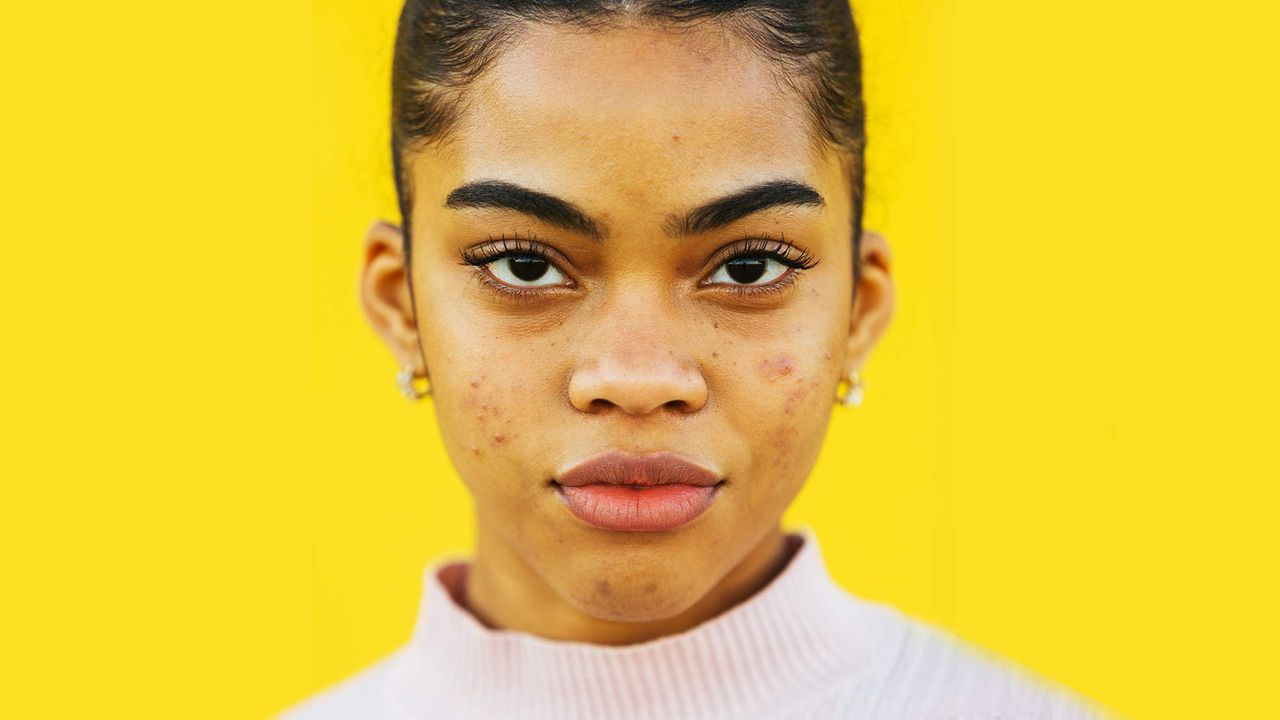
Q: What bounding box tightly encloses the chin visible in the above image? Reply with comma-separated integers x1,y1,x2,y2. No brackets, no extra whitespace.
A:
553,546,710,622
564,573,702,624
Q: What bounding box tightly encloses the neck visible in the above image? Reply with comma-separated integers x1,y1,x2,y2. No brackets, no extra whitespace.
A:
463,516,793,646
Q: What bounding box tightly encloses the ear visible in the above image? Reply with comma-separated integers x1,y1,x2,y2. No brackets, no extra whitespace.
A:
359,220,425,374
844,229,895,377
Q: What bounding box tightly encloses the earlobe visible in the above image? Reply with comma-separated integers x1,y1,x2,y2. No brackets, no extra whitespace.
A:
359,220,423,370
844,229,896,378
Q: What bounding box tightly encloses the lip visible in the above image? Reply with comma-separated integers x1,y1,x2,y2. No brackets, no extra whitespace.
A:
552,450,724,532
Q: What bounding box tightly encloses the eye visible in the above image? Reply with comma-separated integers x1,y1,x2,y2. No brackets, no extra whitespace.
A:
706,256,791,286
457,235,576,295
702,237,819,291
484,254,568,288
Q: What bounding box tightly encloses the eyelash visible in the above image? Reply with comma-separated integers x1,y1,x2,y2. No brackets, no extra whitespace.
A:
456,233,576,304
706,235,819,298
456,231,819,302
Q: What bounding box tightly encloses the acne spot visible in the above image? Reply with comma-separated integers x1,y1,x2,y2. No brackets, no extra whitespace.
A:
712,351,719,358
596,579,612,597
759,355,796,382
643,583,657,594
713,322,719,329
782,382,809,416
671,133,681,142
471,446,481,457
470,380,480,389
823,350,832,362
493,433,507,444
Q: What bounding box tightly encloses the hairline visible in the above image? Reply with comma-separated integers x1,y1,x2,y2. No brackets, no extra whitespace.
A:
393,15,861,244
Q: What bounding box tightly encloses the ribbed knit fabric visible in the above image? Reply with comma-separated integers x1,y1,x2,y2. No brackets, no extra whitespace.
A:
282,527,1111,719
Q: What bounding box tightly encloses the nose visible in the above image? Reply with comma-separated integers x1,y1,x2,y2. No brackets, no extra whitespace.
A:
567,303,708,417
569,355,708,415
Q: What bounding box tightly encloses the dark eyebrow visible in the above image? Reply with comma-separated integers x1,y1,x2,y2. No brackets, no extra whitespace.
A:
444,180,606,241
667,180,825,236
443,178,823,243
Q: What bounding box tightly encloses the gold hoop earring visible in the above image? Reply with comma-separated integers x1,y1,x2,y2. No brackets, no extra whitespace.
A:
397,363,432,400
836,371,864,408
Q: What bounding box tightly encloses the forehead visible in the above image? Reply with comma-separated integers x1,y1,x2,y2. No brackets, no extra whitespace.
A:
426,21,836,213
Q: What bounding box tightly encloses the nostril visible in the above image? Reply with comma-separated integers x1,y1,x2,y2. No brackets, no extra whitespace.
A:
580,396,696,416
586,398,615,413
663,398,695,413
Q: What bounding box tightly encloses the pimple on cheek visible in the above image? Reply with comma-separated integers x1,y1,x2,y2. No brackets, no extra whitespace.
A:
781,377,822,416
758,355,797,382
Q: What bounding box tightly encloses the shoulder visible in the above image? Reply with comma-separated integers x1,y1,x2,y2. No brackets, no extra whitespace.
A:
827,605,1114,719
276,649,408,720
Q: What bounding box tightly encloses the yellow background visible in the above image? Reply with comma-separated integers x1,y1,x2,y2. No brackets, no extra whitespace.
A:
2,1,1276,717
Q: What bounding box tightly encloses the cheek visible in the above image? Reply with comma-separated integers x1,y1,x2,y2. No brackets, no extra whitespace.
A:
444,356,535,460
745,346,839,478
417,290,523,452
465,372,511,453
426,313,564,483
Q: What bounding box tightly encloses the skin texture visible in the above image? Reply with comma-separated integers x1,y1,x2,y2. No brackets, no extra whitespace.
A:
360,21,895,645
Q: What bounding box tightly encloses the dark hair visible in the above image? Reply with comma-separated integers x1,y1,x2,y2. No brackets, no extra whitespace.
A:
390,0,866,281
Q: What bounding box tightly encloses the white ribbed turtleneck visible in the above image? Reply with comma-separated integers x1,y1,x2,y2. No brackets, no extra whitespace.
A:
282,527,1108,719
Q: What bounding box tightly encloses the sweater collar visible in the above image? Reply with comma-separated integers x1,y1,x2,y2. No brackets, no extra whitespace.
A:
386,526,902,718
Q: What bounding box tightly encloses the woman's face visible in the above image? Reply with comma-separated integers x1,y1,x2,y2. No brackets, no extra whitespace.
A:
363,23,892,623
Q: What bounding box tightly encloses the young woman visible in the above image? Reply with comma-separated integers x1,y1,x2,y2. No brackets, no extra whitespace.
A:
288,1,1107,717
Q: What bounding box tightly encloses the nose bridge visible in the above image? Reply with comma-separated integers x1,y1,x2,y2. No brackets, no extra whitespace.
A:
568,285,708,416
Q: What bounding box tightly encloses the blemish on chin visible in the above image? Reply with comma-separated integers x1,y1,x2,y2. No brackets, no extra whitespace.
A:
471,446,481,457
492,433,507,444
759,355,796,382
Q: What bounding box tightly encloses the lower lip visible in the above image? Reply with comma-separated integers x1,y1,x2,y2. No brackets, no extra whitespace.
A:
554,482,722,532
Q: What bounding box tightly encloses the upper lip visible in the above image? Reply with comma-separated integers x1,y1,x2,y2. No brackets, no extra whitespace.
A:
554,450,722,488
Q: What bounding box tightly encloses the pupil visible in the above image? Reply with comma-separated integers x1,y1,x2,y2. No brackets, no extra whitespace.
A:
508,256,549,282
726,258,767,284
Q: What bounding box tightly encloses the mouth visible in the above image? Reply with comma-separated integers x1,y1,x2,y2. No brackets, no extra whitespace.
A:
551,450,725,532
